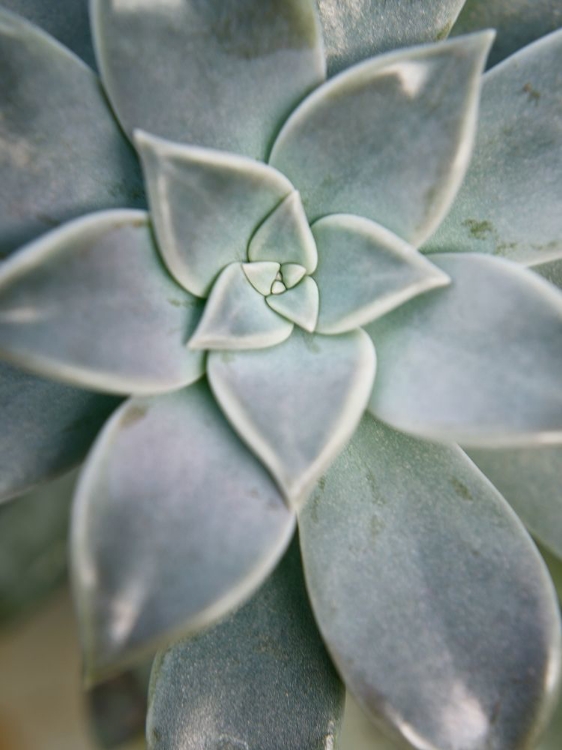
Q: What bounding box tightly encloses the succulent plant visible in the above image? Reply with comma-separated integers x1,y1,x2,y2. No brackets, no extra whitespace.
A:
1,1,562,749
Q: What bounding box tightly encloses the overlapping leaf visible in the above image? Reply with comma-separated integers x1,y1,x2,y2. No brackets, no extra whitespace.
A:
91,0,326,159
147,540,344,750
270,33,493,246
300,413,562,750
72,381,295,683
0,8,143,259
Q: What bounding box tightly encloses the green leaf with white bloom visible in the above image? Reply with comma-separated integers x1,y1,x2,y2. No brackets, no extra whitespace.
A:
91,0,325,160
266,277,319,332
189,263,294,351
270,33,493,246
312,214,450,334
0,9,143,260
135,132,294,298
2,0,96,68
147,539,344,750
467,445,562,561
452,0,562,68
0,362,119,503
300,413,562,750
72,381,295,684
208,328,376,506
316,0,467,75
0,469,76,627
243,262,281,296
281,263,307,289
0,211,204,395
247,191,318,272
426,30,562,265
367,254,562,446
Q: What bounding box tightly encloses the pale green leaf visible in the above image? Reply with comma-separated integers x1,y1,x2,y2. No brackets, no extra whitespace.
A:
0,211,204,395
266,276,319,332
426,30,562,265
71,381,295,683
208,328,376,505
367,254,562,445
189,263,293,351
300,413,562,750
270,33,493,246
135,132,293,298
91,0,325,160
147,540,344,750
312,214,450,334
0,9,143,259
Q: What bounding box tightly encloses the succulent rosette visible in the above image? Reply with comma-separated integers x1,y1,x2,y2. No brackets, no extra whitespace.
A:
1,1,562,749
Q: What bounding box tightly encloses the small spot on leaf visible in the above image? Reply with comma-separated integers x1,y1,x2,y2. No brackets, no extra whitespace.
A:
120,405,148,428
451,477,473,502
462,219,494,241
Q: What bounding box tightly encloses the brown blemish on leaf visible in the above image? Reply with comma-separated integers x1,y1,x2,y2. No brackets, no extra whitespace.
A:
451,476,473,502
522,83,541,105
462,219,494,241
120,405,148,428
435,21,453,41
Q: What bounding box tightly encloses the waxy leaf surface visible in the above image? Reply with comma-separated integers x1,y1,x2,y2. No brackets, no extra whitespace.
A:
0,362,119,502
0,211,204,395
0,9,143,259
72,381,295,683
189,263,293,351
453,0,562,68
208,328,376,505
367,254,562,445
92,0,325,160
316,0,467,75
312,214,450,334
2,0,96,68
266,277,319,332
468,445,562,561
270,34,492,246
136,133,293,297
300,414,562,750
426,30,562,266
147,540,344,750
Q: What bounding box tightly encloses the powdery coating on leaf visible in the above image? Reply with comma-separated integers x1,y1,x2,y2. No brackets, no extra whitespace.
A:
0,210,205,394
91,0,326,159
71,381,295,683
147,539,345,750
367,253,562,445
208,328,376,506
0,8,143,259
424,29,562,266
299,413,562,750
270,32,494,247
317,0,467,74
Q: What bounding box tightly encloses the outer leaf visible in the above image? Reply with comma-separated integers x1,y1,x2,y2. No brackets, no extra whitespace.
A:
71,381,295,683
0,469,76,627
467,445,562,561
208,328,376,505
1,0,96,68
91,0,326,160
270,33,493,246
452,0,562,68
266,277,319,333
312,214,450,334
426,30,562,266
0,210,204,395
247,191,318,272
299,413,562,750
135,132,293,297
0,9,143,259
0,362,119,502
189,263,293,351
367,254,562,446
147,539,345,750
316,0,467,75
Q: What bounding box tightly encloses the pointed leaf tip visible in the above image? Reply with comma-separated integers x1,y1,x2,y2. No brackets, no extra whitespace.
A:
270,32,494,246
